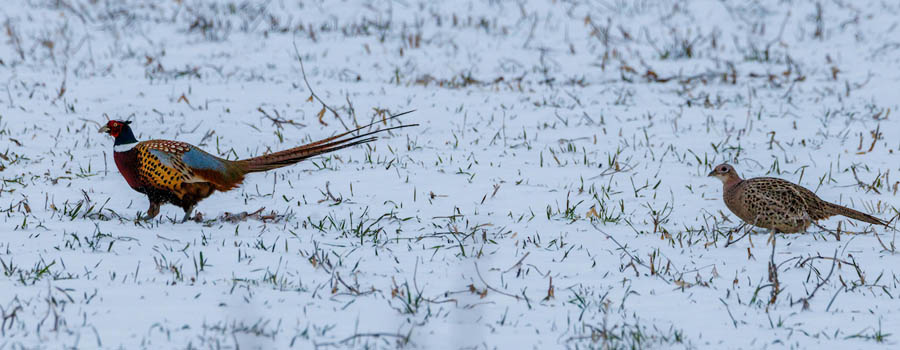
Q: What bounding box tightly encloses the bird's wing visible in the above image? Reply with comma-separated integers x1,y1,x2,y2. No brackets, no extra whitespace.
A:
139,140,243,192
746,178,815,221
136,141,206,192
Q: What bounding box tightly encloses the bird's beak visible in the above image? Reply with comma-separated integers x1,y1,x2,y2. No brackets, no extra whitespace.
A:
98,125,110,134
707,170,716,177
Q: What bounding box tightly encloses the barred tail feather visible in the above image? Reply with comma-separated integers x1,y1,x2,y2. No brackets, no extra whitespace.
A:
825,202,888,227
236,111,416,173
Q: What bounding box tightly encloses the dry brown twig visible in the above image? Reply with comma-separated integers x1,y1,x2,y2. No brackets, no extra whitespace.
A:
473,262,521,301
724,223,750,247
791,250,839,310
503,252,530,273
292,37,350,130
591,222,673,284
258,107,306,129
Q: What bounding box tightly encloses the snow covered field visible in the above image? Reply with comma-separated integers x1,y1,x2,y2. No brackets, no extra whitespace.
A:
2,0,899,348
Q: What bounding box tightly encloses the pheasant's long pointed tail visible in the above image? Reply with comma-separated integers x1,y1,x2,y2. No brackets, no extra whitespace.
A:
236,111,417,173
824,202,888,227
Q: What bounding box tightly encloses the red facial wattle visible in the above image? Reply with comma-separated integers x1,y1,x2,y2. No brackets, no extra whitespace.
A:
100,121,122,137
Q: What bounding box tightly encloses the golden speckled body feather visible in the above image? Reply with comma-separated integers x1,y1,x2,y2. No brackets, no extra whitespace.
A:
137,141,196,197
136,140,244,194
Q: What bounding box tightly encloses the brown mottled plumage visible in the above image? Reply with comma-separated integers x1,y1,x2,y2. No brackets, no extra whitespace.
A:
708,163,887,233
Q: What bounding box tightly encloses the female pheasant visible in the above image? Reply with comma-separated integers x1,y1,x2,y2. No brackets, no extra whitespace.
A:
708,163,888,233
99,114,415,221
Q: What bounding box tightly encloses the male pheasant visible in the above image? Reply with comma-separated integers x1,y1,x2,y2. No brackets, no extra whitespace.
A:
708,163,888,233
99,114,415,221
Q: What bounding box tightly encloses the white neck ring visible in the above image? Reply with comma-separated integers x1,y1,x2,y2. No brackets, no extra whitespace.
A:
114,142,138,152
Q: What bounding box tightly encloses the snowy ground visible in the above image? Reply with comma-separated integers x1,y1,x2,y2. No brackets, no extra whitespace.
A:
2,0,900,348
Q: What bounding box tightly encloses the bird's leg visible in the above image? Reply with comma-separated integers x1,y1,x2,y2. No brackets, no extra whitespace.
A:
143,202,161,220
766,228,776,246
766,227,780,305
181,205,195,223
727,216,763,247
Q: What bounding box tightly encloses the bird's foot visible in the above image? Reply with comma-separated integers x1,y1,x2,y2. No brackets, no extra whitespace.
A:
139,203,161,221
180,205,195,223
